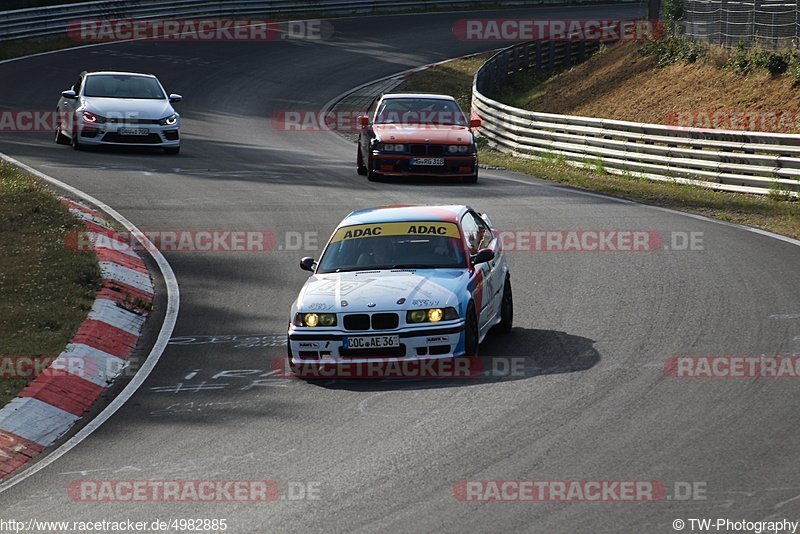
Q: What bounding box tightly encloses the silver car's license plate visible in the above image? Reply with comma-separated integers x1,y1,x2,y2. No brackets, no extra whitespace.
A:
119,128,149,136
343,335,400,349
411,157,445,166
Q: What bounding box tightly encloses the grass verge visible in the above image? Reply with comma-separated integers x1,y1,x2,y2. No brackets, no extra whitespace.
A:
395,56,800,239
0,161,101,407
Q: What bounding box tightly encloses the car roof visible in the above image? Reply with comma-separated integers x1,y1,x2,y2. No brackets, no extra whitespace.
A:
341,205,470,226
83,71,157,78
380,93,457,101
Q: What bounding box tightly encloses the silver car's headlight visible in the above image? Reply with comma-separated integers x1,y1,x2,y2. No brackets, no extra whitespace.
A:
160,114,178,126
82,110,105,124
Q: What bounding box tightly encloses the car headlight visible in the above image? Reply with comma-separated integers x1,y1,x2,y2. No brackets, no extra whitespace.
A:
448,145,470,153
406,307,458,323
294,312,337,327
82,111,105,124
160,114,178,126
381,143,405,152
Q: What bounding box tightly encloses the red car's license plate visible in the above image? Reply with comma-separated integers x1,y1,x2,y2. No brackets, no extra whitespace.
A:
411,157,445,166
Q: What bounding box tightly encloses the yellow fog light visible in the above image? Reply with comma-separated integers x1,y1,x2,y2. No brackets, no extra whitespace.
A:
428,308,444,322
304,313,319,327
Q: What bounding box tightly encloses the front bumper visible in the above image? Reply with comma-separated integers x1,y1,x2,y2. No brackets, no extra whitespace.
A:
371,154,477,177
77,122,180,147
288,322,466,365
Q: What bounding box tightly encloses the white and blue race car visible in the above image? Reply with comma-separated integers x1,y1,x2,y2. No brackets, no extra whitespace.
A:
287,205,512,372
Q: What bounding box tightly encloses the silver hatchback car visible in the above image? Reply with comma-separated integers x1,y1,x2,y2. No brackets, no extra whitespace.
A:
56,71,182,154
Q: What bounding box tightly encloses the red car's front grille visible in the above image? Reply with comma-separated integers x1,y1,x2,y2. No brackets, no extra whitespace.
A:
409,144,445,156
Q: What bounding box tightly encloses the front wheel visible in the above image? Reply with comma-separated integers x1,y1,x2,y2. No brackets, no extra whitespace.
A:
164,146,180,155
55,125,70,145
464,302,479,357
366,154,381,182
462,170,478,184
357,146,368,176
71,127,83,151
496,276,513,333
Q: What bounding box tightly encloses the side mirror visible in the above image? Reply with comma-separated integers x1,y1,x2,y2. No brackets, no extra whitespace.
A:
61,90,77,99
300,257,316,272
469,118,482,128
169,94,183,103
473,248,495,265
358,115,369,127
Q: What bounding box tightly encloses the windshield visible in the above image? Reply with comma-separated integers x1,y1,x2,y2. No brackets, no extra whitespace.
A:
374,98,468,125
317,221,466,273
83,75,166,99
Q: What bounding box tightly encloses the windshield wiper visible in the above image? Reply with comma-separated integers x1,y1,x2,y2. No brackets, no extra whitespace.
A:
389,264,433,269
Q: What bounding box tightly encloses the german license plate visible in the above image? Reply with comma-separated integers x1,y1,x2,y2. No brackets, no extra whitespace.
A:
119,128,149,136
411,157,444,166
343,335,400,349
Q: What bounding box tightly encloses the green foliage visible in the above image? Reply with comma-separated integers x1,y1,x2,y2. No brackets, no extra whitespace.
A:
726,42,793,76
662,0,685,28
640,36,708,67
790,59,800,86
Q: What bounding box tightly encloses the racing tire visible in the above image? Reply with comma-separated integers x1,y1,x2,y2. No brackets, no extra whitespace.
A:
55,125,70,145
366,155,382,182
464,302,479,357
357,146,368,176
164,146,180,155
462,170,478,184
71,126,84,151
496,276,513,334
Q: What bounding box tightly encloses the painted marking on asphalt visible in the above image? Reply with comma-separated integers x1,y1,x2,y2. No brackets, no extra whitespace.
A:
770,313,800,320
147,368,293,394
168,334,286,348
184,370,200,380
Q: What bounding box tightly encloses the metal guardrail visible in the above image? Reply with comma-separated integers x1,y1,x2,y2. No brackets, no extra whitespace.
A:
0,0,634,41
472,40,800,196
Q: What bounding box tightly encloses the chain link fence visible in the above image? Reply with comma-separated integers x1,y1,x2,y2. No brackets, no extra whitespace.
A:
683,0,799,48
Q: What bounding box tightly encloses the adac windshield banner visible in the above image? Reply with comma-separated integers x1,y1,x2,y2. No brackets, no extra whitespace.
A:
331,222,460,242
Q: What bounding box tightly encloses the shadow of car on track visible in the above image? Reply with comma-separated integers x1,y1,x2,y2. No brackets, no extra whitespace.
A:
304,327,600,391
364,174,479,186
68,144,177,156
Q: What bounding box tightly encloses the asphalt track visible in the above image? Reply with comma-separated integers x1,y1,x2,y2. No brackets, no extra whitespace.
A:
2,4,800,533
